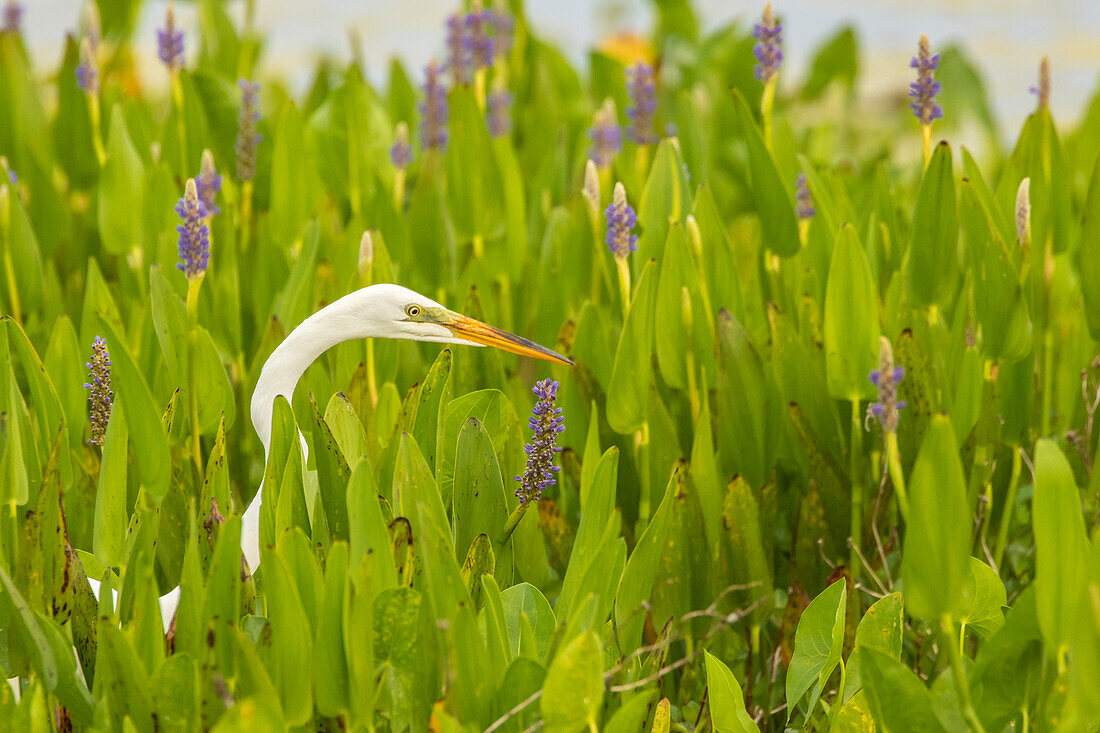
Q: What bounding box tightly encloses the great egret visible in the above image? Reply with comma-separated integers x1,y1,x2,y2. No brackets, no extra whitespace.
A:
84,283,571,631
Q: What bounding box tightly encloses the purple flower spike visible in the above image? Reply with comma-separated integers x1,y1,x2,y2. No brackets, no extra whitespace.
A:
866,337,906,434
514,379,565,504
236,78,261,182
176,179,210,279
157,4,185,70
909,34,943,124
84,336,114,446
795,173,814,219
3,1,22,33
446,13,473,86
626,62,658,145
487,84,512,138
391,122,412,169
588,98,622,168
196,149,221,217
467,4,495,70
493,8,515,59
605,182,637,259
75,37,97,94
752,3,783,83
419,61,449,152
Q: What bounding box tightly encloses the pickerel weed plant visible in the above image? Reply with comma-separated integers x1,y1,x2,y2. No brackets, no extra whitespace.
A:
1,1,1099,732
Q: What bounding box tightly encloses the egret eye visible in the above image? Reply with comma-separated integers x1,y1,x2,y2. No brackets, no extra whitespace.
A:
405,304,422,318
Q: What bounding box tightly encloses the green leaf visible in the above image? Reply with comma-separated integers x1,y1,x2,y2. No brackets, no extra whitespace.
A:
540,630,603,733
346,459,398,593
858,648,947,733
92,400,128,568
501,583,556,662
261,550,314,725
704,651,758,733
801,27,858,101
269,101,321,248
905,141,958,307
844,592,903,700
452,417,509,568
715,310,775,487
785,578,846,719
636,139,694,260
607,259,658,433
901,416,970,621
1079,152,1100,339
824,223,880,400
97,106,145,254
960,557,1006,640
1031,439,1091,654
310,394,351,542
731,89,799,256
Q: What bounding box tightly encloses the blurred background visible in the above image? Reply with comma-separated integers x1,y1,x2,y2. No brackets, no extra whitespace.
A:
23,0,1100,147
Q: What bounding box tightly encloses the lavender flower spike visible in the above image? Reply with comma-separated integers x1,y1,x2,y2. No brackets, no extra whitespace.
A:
84,336,114,445
626,62,658,145
795,173,814,219
176,179,210,279
157,3,185,70
235,78,261,182
2,1,22,34
196,149,221,217
467,2,495,71
752,3,783,83
445,13,472,86
514,379,565,504
487,82,512,138
390,122,412,169
419,61,449,152
75,37,98,94
909,34,942,124
866,337,906,434
605,182,637,258
588,98,622,169
492,6,515,60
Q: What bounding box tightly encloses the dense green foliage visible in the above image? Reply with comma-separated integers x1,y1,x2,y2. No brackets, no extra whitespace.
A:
2,0,1100,730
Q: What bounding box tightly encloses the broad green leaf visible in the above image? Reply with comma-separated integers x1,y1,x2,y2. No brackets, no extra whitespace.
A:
93,401,128,568
715,309,775,487
785,578,846,719
704,651,758,732
501,583,555,662
1079,152,1100,339
901,416,970,621
824,223,879,400
452,417,509,566
636,139,693,261
269,101,321,248
311,394,351,541
261,550,314,725
905,141,958,308
960,558,1007,640
845,592,903,700
732,89,799,256
1031,439,1091,655
97,106,145,254
607,259,658,433
858,648,947,733
540,630,603,733
346,459,398,593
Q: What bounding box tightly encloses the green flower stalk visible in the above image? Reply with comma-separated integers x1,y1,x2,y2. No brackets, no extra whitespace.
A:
83,336,114,446
160,4,189,169
358,230,380,407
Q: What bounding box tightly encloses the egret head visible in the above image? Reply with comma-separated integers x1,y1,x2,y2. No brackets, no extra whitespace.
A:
351,284,573,365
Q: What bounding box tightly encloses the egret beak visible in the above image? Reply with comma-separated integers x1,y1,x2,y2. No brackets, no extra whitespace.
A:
444,314,573,365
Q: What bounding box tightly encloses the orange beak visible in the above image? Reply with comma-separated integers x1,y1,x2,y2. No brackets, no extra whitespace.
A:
445,314,573,365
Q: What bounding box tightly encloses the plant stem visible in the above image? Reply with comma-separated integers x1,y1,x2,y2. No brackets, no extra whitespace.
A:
939,616,987,733
885,432,909,521
500,502,530,546
761,78,776,150
921,123,933,166
186,276,204,474
993,448,1022,568
850,398,863,575
615,256,632,321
